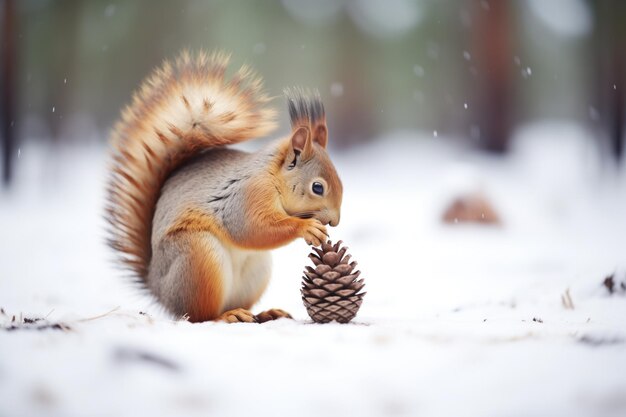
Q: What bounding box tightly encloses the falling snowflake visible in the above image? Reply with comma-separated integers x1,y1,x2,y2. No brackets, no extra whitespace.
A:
330,82,344,97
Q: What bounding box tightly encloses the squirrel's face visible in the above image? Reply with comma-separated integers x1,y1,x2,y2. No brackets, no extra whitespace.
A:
279,126,343,227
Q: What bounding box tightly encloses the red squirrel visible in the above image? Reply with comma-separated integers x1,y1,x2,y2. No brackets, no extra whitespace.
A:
106,51,343,323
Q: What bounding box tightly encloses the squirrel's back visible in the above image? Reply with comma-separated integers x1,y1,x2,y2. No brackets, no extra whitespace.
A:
151,147,265,246
106,51,277,282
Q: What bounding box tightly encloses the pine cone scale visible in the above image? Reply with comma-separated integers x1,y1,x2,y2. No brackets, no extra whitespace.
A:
333,264,353,274
323,283,343,292
314,264,332,275
322,271,341,281
322,252,340,266
336,274,358,286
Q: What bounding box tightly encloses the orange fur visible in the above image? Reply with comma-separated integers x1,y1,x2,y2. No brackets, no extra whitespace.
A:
239,176,308,249
186,235,224,322
106,50,276,282
239,194,306,249
167,208,273,315
171,203,309,249
166,207,226,239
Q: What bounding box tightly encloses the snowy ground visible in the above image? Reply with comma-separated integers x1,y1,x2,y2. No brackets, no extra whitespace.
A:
1,123,625,417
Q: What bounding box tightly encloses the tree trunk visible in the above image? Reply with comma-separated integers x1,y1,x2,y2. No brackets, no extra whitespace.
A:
594,1,625,162
1,0,16,186
471,0,514,153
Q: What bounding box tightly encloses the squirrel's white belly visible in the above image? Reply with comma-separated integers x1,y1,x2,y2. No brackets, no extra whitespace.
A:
220,246,272,311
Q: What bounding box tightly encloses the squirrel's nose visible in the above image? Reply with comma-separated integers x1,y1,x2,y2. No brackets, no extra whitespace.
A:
328,210,340,227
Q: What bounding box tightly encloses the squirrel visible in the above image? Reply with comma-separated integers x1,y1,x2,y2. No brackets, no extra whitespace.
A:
106,51,343,323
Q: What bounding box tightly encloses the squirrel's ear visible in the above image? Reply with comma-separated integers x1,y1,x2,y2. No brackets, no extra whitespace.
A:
291,126,312,156
313,125,328,149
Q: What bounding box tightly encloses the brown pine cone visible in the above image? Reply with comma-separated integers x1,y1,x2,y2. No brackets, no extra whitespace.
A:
301,240,365,323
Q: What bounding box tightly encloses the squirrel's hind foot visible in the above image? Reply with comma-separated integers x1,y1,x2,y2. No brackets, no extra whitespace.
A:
218,308,257,323
255,309,293,323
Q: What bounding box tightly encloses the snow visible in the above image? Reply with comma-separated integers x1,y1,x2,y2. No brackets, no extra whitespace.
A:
413,65,425,77
330,82,344,97
1,123,626,417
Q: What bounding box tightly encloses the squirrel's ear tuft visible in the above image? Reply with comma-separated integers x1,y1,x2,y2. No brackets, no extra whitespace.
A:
285,87,325,123
285,87,328,150
291,126,312,156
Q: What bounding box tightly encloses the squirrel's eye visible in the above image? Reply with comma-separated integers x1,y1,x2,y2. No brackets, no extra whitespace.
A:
312,182,324,196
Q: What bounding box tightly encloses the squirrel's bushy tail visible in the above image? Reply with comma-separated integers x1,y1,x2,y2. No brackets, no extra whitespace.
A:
106,50,276,282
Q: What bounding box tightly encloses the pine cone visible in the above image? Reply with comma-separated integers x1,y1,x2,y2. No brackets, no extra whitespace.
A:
301,240,366,323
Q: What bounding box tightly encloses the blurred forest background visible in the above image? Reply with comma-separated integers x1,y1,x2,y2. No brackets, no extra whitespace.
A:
1,0,625,186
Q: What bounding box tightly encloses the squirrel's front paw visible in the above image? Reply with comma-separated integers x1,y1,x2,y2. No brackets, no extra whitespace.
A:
301,219,328,247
